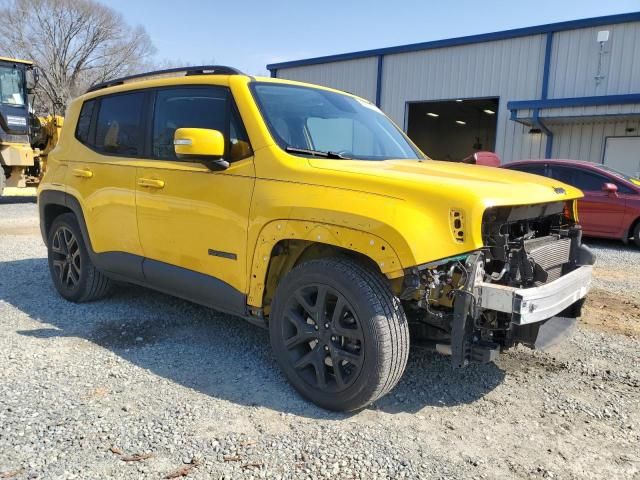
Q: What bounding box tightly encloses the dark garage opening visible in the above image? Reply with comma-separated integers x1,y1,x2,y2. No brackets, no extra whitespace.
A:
406,98,499,161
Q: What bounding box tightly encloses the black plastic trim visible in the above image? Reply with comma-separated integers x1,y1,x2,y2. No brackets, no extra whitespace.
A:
208,249,237,260
38,189,67,244
142,258,246,316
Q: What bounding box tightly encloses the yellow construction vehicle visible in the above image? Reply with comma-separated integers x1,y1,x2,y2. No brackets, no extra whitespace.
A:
0,56,62,195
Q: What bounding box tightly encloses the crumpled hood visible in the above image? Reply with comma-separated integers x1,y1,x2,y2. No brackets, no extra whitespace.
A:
308,158,583,207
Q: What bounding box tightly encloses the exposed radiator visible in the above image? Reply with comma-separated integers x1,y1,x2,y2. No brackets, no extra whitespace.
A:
524,235,571,284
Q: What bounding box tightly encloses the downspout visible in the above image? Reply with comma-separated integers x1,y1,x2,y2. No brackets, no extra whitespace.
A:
537,32,554,158
270,68,277,78
532,109,554,158
375,55,384,108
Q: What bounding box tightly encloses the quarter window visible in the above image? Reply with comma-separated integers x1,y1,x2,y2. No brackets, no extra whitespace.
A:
94,92,144,156
75,99,95,144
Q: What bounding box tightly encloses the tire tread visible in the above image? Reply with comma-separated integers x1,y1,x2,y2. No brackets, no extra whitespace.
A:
272,257,409,411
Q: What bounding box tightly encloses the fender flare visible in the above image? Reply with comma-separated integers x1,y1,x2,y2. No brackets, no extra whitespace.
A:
38,189,90,248
246,219,405,308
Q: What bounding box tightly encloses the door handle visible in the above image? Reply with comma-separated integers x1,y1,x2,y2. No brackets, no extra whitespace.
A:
137,178,165,189
72,168,93,178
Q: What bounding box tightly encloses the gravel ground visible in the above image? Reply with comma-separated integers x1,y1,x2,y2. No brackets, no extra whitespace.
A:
587,237,640,301
1,198,638,480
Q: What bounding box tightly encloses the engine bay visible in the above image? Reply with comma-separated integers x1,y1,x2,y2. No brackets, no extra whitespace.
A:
403,200,595,365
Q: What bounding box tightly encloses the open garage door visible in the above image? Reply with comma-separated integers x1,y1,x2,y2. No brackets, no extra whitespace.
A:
406,98,499,161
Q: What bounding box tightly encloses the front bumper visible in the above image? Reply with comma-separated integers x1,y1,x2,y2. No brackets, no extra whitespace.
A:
477,265,593,325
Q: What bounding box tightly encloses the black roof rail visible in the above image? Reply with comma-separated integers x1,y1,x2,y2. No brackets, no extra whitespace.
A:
86,65,244,93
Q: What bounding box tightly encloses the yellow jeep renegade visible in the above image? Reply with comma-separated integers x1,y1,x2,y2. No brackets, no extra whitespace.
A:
38,66,595,411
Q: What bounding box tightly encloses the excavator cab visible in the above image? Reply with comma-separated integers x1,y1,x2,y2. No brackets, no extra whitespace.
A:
0,56,36,191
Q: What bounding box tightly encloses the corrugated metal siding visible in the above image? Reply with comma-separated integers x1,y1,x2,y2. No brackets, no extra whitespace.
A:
380,35,547,161
552,120,640,162
275,57,378,102
276,36,548,162
273,21,640,164
549,21,640,99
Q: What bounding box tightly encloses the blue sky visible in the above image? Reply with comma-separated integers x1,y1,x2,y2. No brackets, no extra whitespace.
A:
107,0,640,76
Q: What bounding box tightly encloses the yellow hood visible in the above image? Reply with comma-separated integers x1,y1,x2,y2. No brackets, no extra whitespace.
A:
309,158,583,207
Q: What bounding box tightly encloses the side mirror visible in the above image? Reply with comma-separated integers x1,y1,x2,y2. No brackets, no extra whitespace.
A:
473,151,501,167
25,67,39,93
602,182,618,195
174,128,228,170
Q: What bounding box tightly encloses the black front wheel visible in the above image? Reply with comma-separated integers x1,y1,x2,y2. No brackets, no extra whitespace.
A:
47,213,112,302
270,258,409,411
633,222,640,249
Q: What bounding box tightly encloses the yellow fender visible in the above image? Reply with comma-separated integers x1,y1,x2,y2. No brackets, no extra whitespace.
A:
247,219,405,308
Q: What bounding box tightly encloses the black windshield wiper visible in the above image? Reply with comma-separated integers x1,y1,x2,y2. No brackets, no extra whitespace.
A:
285,146,351,159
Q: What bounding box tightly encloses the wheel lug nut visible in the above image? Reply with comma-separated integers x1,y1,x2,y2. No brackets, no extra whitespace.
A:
331,336,336,341
314,325,319,331
324,345,329,351
324,323,329,329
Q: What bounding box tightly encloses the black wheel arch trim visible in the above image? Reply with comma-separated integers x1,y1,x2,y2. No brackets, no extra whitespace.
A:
39,189,249,318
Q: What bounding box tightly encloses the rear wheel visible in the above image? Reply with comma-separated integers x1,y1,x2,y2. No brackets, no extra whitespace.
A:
47,213,112,302
269,258,409,411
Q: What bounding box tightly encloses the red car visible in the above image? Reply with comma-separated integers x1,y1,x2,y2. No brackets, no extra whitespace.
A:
504,160,640,248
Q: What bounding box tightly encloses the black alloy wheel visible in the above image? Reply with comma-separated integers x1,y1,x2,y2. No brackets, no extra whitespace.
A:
281,283,364,393
270,258,409,411
50,225,82,290
47,213,112,302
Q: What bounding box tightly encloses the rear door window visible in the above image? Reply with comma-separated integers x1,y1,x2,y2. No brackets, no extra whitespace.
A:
94,92,145,156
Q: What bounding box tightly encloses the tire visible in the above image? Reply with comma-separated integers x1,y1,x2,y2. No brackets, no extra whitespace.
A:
47,213,113,302
633,222,640,249
269,257,409,411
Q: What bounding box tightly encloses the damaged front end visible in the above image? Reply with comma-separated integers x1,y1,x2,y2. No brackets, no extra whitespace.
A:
403,200,595,367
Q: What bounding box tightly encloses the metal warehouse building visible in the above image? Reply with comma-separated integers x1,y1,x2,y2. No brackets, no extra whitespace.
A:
267,13,640,175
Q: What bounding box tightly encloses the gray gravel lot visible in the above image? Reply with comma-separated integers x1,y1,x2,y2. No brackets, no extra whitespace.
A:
1,199,638,479
587,237,640,301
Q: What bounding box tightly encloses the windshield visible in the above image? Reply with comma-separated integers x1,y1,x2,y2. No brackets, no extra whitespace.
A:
0,66,25,106
251,82,423,160
598,164,640,185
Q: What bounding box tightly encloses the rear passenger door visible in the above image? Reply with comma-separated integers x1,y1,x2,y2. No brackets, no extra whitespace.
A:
135,85,255,313
68,92,145,279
